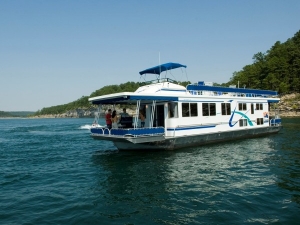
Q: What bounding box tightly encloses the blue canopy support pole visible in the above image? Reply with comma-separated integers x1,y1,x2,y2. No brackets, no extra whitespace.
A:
159,52,161,82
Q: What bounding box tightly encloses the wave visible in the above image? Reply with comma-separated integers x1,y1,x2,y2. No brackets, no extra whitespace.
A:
80,124,105,130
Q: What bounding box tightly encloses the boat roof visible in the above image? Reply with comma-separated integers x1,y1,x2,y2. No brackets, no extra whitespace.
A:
139,62,186,75
89,92,179,105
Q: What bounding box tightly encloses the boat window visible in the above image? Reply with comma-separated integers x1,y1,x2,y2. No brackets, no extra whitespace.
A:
238,103,247,111
202,103,216,116
182,103,190,117
251,103,254,114
239,119,248,127
256,103,263,110
181,103,198,117
168,102,178,118
257,118,264,125
202,103,209,116
221,103,231,115
209,103,216,116
190,103,198,117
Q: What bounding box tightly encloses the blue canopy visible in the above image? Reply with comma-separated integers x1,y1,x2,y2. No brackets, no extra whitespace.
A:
139,62,187,75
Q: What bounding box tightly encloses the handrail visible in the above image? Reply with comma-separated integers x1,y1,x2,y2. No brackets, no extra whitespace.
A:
270,118,281,126
91,126,165,137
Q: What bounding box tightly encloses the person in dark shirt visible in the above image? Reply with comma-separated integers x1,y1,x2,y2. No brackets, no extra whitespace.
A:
119,108,132,128
120,108,129,118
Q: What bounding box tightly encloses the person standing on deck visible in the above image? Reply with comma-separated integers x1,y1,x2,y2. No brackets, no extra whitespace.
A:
111,110,119,129
105,109,112,129
139,111,145,127
120,108,129,118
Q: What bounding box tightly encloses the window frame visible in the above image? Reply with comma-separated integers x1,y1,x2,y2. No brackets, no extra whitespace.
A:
221,103,231,115
181,102,198,117
239,119,248,127
202,103,216,116
238,103,247,111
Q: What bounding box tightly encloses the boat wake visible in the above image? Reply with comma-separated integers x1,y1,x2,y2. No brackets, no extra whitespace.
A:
80,124,105,130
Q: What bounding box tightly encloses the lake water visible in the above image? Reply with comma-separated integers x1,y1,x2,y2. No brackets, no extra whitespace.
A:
0,118,299,224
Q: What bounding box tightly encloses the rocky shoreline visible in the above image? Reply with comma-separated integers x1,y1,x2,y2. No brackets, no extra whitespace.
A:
19,93,299,119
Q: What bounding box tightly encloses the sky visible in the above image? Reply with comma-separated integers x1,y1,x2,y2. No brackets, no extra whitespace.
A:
1,0,299,111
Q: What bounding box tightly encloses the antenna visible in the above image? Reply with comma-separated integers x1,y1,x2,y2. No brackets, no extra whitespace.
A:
159,52,161,81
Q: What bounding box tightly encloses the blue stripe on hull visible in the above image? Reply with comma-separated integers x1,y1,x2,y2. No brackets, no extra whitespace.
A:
167,125,216,131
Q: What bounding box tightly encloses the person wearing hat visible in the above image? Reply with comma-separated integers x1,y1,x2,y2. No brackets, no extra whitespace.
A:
105,109,112,129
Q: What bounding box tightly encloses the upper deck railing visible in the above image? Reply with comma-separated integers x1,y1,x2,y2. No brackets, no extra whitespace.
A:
143,77,177,85
186,82,278,98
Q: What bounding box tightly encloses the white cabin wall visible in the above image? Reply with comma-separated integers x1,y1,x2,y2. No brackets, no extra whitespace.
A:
164,97,272,137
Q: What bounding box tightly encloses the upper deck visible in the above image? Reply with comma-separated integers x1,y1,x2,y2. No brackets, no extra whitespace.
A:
186,81,279,103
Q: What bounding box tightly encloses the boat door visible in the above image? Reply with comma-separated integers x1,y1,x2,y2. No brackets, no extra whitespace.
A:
146,104,165,127
155,105,165,127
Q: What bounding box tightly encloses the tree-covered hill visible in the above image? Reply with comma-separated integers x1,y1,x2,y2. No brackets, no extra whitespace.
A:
34,82,144,116
34,81,191,116
228,30,300,93
34,30,300,116
0,111,15,117
89,81,142,98
0,111,35,117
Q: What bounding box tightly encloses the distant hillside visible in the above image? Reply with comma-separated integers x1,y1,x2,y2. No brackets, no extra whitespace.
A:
9,111,35,117
0,111,14,117
0,111,35,118
33,81,191,116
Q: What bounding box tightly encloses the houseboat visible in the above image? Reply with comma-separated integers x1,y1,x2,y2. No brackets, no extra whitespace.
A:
89,62,282,150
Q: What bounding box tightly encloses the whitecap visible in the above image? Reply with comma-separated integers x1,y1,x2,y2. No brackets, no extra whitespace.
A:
80,124,105,130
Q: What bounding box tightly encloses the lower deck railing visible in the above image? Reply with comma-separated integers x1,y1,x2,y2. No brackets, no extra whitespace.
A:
270,118,282,126
91,127,165,137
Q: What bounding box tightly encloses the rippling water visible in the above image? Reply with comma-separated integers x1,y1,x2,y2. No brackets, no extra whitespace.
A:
0,118,299,224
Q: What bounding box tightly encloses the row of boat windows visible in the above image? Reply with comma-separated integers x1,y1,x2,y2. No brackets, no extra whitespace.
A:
168,102,265,118
239,118,264,127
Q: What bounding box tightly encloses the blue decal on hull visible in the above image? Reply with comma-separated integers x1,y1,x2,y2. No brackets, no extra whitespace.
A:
229,107,253,127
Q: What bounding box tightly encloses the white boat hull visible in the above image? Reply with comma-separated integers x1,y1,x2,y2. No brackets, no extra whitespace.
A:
91,125,282,150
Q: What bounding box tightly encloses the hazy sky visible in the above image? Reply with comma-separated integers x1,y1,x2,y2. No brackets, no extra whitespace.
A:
1,0,299,111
